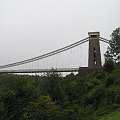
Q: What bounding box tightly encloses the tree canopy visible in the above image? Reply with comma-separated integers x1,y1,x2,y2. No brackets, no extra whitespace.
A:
104,28,120,63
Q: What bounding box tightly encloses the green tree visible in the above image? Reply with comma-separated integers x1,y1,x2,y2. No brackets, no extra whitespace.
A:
23,96,62,120
0,74,39,120
104,28,120,63
47,72,64,102
103,59,114,73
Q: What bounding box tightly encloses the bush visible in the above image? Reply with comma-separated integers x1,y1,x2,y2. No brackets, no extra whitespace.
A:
103,59,114,73
106,76,114,87
23,96,63,120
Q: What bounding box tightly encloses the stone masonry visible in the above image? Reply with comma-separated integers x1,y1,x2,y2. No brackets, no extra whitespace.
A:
79,32,102,76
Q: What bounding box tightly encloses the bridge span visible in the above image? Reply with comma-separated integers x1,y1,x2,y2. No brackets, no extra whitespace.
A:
0,68,79,74
0,32,110,75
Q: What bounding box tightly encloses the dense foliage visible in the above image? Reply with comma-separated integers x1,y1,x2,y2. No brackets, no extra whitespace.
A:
104,27,120,63
0,62,120,120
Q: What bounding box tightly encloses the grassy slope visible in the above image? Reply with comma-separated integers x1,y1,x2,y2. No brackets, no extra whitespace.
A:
98,110,120,120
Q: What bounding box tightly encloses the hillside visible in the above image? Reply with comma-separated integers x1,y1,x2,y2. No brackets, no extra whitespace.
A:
0,62,120,120
99,110,120,120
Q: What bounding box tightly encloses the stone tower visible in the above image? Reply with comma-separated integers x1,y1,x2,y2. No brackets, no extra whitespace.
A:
88,32,102,68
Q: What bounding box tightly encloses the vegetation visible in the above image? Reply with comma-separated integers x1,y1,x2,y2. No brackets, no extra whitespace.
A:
104,27,120,63
0,28,119,119
98,110,120,120
0,63,119,120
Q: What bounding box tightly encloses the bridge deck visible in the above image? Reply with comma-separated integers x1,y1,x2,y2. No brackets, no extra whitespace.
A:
0,68,79,73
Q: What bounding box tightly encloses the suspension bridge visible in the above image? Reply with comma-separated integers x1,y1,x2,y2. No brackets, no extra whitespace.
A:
0,32,110,75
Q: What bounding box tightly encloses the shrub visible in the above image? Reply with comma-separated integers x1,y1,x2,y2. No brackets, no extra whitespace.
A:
103,60,114,73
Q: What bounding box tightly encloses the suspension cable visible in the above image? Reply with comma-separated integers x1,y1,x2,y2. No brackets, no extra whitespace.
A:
100,39,109,44
99,37,111,44
0,37,89,69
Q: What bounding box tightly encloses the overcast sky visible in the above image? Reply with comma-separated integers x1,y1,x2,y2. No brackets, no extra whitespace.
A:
0,0,120,68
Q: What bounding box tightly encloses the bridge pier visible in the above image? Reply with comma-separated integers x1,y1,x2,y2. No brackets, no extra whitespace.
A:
88,32,102,68
79,32,102,76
